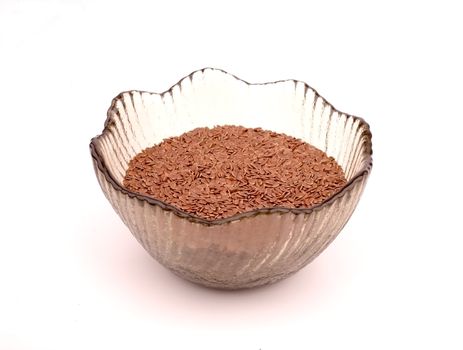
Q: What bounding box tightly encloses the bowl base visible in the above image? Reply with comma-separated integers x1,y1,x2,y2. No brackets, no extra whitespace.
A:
168,265,298,290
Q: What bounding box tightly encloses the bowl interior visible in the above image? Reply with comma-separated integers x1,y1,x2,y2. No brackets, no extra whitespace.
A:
93,68,372,201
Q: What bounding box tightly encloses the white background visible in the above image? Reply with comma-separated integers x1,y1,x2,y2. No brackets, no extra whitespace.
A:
1,1,462,349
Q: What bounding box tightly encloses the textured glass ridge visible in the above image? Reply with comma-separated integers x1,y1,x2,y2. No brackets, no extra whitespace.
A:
90,68,372,289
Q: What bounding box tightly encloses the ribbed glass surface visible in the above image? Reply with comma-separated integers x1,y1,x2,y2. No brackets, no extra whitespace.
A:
90,68,372,289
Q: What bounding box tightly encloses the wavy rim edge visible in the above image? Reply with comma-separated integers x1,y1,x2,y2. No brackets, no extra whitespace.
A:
89,67,373,226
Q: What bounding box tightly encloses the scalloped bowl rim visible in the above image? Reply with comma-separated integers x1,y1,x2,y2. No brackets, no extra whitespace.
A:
90,68,373,226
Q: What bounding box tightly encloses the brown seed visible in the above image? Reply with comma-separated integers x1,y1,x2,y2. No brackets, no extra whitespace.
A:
123,125,347,220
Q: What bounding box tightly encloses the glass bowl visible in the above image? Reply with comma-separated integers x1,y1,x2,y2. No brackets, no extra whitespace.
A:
89,68,372,289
